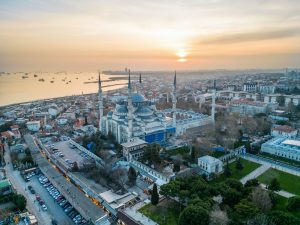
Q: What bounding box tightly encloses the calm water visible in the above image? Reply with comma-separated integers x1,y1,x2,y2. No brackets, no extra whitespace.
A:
0,72,127,106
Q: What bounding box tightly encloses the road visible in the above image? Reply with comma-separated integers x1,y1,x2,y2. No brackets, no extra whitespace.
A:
3,144,52,225
29,176,74,225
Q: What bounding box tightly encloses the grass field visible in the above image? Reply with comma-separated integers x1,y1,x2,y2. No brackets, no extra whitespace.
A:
273,195,300,219
258,168,300,196
215,158,261,182
138,199,181,225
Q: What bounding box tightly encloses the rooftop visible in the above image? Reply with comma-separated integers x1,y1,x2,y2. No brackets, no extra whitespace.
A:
273,125,297,133
282,139,300,148
121,138,147,148
0,179,11,189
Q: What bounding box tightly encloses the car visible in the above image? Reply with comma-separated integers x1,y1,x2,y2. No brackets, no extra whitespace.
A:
39,200,45,206
60,201,68,207
28,185,32,190
41,204,47,211
30,189,36,194
35,195,41,201
63,203,71,209
68,210,76,217
51,219,58,225
65,206,73,213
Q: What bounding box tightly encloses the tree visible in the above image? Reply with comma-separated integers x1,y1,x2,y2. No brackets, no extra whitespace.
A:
173,160,181,172
151,183,159,205
287,196,300,212
246,214,275,225
276,95,285,107
13,194,26,211
141,143,161,166
222,188,242,207
210,206,229,225
179,204,209,225
234,199,259,221
251,186,273,212
224,162,231,177
269,211,300,225
268,178,281,192
235,158,244,170
244,178,259,188
127,166,137,187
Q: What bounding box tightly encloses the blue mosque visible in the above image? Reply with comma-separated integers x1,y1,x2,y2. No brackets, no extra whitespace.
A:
98,72,212,145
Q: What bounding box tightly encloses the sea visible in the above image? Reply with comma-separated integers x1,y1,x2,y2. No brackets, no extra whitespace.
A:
0,72,127,107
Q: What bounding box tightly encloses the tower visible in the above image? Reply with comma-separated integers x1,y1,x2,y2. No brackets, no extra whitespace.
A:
127,70,133,140
211,80,216,125
172,71,177,128
98,71,104,132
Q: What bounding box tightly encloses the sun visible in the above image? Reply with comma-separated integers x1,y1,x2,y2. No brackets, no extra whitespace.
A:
176,49,188,62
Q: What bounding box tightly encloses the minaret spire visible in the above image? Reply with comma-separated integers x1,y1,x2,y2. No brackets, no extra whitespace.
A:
98,71,104,132
127,69,133,140
172,71,177,129
211,79,216,125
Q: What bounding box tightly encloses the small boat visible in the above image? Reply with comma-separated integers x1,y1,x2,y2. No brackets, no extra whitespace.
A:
69,80,72,83
50,80,54,83
38,78,45,82
34,74,38,77
22,76,29,79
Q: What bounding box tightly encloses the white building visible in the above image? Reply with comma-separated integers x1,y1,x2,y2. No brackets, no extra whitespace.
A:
198,155,223,175
261,137,300,162
26,121,41,132
57,117,68,125
243,82,257,93
271,125,298,138
121,138,148,161
229,98,277,115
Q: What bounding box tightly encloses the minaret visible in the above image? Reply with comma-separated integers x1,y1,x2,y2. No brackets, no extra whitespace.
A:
139,73,142,93
98,71,104,132
172,71,177,128
211,80,216,125
127,70,133,140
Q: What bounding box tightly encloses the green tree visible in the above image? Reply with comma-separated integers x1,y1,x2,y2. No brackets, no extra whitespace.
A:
13,194,26,211
234,199,259,221
127,166,137,186
179,204,209,225
222,188,242,207
287,196,300,212
151,183,159,205
244,178,259,188
276,95,285,107
269,211,300,225
224,162,231,177
268,178,281,192
173,160,181,172
236,158,244,170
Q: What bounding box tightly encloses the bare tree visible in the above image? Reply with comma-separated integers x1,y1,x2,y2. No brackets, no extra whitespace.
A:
251,186,272,212
210,206,229,225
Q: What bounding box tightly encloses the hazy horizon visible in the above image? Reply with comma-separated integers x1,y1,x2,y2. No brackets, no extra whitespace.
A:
1,0,300,71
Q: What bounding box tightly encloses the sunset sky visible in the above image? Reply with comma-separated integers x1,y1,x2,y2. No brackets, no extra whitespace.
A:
0,0,299,71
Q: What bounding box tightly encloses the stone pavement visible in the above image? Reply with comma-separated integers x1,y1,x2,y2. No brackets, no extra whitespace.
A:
260,184,296,198
240,164,270,184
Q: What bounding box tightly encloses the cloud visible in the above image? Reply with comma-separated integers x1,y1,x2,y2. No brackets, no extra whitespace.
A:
198,27,300,45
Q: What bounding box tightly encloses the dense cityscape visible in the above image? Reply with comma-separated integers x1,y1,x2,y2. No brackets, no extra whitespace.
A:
1,1,300,225
0,69,300,225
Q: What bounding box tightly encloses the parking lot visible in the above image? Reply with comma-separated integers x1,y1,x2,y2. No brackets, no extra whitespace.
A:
28,175,75,225
49,141,92,169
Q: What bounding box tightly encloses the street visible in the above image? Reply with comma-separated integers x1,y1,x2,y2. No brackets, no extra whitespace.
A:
3,144,52,225
29,175,74,225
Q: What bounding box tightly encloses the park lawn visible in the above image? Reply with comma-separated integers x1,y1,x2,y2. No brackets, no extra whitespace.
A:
258,168,300,196
273,195,300,219
215,158,261,182
138,199,181,225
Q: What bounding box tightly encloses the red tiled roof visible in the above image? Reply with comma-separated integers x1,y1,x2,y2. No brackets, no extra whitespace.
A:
273,125,296,133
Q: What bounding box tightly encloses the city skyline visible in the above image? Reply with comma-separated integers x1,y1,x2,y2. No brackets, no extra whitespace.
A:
1,0,300,71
